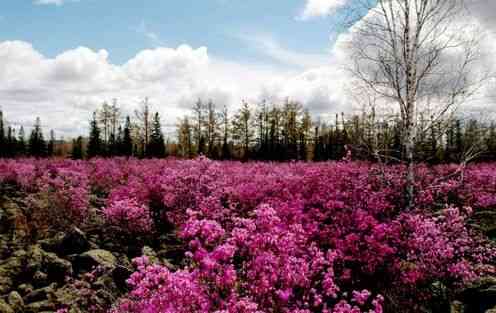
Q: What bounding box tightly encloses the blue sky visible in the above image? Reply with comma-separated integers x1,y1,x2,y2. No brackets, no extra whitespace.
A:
0,0,360,137
4,0,492,138
1,0,339,65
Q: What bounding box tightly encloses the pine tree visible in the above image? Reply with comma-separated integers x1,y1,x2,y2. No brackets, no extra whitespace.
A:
17,126,26,156
47,129,56,157
87,112,102,159
122,116,133,157
486,122,496,161
28,117,46,157
0,110,4,158
6,126,17,158
147,112,166,158
71,136,84,159
115,125,123,156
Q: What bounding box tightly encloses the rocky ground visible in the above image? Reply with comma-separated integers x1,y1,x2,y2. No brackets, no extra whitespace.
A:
0,189,495,313
0,190,183,313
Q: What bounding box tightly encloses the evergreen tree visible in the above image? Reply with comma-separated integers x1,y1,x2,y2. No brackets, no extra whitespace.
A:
6,126,17,158
47,129,56,157
0,110,4,158
17,126,26,156
313,125,325,161
115,125,124,156
71,136,84,160
486,122,496,161
147,112,166,158
87,112,102,159
122,116,133,157
28,117,46,157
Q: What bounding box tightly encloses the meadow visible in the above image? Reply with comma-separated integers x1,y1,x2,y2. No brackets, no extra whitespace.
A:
0,158,495,313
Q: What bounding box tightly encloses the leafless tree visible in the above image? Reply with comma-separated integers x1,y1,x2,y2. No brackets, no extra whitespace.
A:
344,0,488,208
134,98,151,156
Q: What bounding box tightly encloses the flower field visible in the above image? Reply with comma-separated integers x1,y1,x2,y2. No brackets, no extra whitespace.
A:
0,158,495,313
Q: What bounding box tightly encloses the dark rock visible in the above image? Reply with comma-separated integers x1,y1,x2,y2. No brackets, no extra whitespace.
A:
111,265,133,291
60,228,89,255
24,284,56,304
7,291,24,312
39,228,89,256
74,249,117,273
157,244,185,265
461,277,496,313
39,233,65,253
43,251,73,282
429,281,451,313
0,300,14,313
486,306,496,313
32,271,48,288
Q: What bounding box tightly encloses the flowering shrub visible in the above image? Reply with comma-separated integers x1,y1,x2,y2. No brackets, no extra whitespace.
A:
0,158,494,312
103,198,153,234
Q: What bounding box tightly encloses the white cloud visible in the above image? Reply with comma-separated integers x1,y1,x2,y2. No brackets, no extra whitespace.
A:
33,0,79,6
299,0,349,20
0,40,344,138
5,0,496,138
236,33,332,68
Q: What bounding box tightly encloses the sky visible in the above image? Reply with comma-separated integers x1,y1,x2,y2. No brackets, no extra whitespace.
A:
0,0,495,137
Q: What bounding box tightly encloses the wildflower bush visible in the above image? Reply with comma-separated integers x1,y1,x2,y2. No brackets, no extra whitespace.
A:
0,158,495,312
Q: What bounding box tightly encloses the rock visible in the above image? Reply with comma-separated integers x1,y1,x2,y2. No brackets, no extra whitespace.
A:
17,284,34,296
0,249,27,294
39,233,65,253
74,249,117,273
142,246,159,264
450,301,464,313
32,271,48,288
0,300,14,313
43,251,73,282
53,285,79,310
39,228,89,256
26,245,44,273
461,277,496,313
0,200,22,235
24,284,56,304
25,300,55,313
157,244,185,265
8,291,24,311
59,228,89,255
111,265,133,291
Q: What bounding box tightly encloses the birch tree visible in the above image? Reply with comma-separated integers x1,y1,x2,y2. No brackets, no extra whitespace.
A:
345,0,487,208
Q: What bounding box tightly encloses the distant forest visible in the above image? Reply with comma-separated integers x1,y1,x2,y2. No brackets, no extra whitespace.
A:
0,98,495,163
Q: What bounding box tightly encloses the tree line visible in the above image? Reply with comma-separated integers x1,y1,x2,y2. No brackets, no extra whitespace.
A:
0,112,57,158
0,99,495,163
